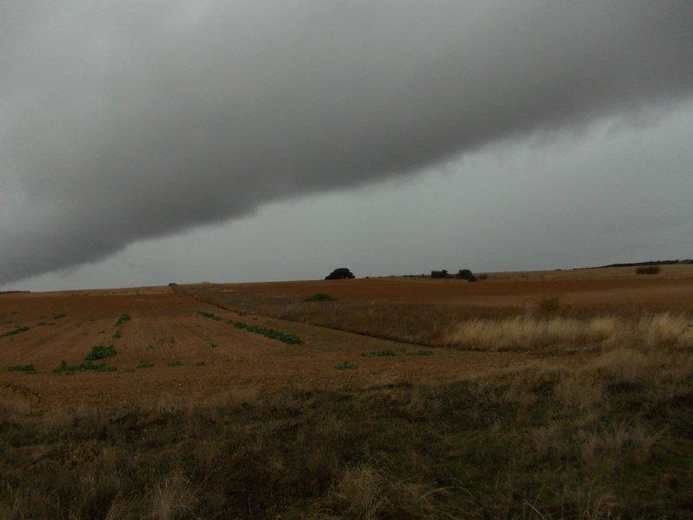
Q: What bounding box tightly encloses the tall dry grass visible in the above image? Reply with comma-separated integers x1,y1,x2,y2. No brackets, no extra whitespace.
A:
445,312,693,351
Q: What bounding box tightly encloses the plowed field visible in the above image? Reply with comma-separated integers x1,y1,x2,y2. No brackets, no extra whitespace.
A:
2,265,691,407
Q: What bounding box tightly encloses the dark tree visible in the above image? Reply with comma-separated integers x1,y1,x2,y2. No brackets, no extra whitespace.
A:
458,269,478,282
431,269,450,279
325,267,355,280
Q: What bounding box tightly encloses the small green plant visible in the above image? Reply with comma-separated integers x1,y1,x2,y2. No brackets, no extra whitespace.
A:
1,326,30,338
52,313,66,320
207,342,218,348
336,361,357,370
115,313,131,326
168,361,183,367
112,330,122,339
85,345,117,361
304,293,338,302
7,364,36,373
408,349,434,356
194,361,206,367
53,360,116,374
361,349,396,357
136,360,154,369
197,311,221,321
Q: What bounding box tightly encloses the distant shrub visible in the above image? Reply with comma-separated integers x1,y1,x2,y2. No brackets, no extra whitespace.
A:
1,326,30,338
457,269,478,282
115,313,131,326
336,361,357,370
361,349,395,357
305,293,338,302
325,268,355,280
431,269,450,279
477,273,489,280
85,345,117,361
8,364,36,373
536,296,561,313
136,360,154,369
53,360,116,374
636,265,660,275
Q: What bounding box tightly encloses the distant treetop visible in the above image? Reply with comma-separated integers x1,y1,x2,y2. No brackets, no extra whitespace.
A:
325,268,355,280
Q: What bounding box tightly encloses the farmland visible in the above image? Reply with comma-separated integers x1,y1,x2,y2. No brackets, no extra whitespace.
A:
1,265,692,518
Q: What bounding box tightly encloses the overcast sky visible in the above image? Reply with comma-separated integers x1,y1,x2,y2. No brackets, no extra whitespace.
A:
2,1,692,291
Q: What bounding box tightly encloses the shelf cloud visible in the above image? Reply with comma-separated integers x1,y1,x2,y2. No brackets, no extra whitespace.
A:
2,1,692,285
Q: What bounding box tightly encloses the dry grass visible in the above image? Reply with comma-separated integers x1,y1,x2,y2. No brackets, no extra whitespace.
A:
445,316,618,351
445,313,693,352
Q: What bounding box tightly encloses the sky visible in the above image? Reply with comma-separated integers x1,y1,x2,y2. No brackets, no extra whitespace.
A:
1,1,692,291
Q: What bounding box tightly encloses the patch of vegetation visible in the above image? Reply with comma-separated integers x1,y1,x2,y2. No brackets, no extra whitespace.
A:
636,265,661,275
230,321,302,345
112,330,122,340
304,293,338,302
168,361,183,367
194,361,206,367
198,311,302,344
197,310,221,321
336,361,357,370
52,313,66,320
114,313,131,326
431,269,451,279
136,360,153,369
85,345,117,361
457,268,478,282
408,349,434,356
361,349,395,357
7,364,36,373
325,267,355,280
1,325,30,338
1,359,692,518
52,360,117,374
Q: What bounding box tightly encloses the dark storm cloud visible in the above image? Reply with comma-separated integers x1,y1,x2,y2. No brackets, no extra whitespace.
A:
2,1,692,285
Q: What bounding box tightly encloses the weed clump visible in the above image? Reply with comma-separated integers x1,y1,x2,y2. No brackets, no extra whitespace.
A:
1,325,30,338
53,360,117,374
85,345,117,361
7,364,36,373
304,293,338,302
115,313,131,326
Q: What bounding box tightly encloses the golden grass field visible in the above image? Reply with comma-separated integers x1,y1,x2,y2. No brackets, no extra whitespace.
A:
1,264,692,518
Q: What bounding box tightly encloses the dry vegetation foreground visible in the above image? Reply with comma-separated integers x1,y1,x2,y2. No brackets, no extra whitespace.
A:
1,266,692,518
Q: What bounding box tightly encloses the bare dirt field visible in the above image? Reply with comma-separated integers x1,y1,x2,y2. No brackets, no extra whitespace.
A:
2,265,691,407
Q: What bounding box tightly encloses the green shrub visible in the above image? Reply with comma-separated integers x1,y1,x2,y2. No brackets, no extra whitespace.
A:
336,361,357,370
53,360,116,374
136,360,153,369
361,349,396,357
85,345,117,361
1,325,30,338
7,364,36,373
52,313,66,320
115,313,131,326
325,267,355,280
304,293,338,302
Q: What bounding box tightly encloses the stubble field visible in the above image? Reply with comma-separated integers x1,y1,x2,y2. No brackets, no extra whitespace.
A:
1,265,692,518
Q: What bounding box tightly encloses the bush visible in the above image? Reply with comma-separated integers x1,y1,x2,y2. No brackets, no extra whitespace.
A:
636,265,660,275
431,269,450,279
85,345,117,361
305,293,338,302
325,268,355,280
458,269,478,282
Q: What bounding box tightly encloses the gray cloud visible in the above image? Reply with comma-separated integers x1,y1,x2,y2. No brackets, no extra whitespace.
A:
2,1,693,285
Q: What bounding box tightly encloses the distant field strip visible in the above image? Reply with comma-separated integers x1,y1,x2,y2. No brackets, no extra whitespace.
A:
197,311,302,345
445,313,693,351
